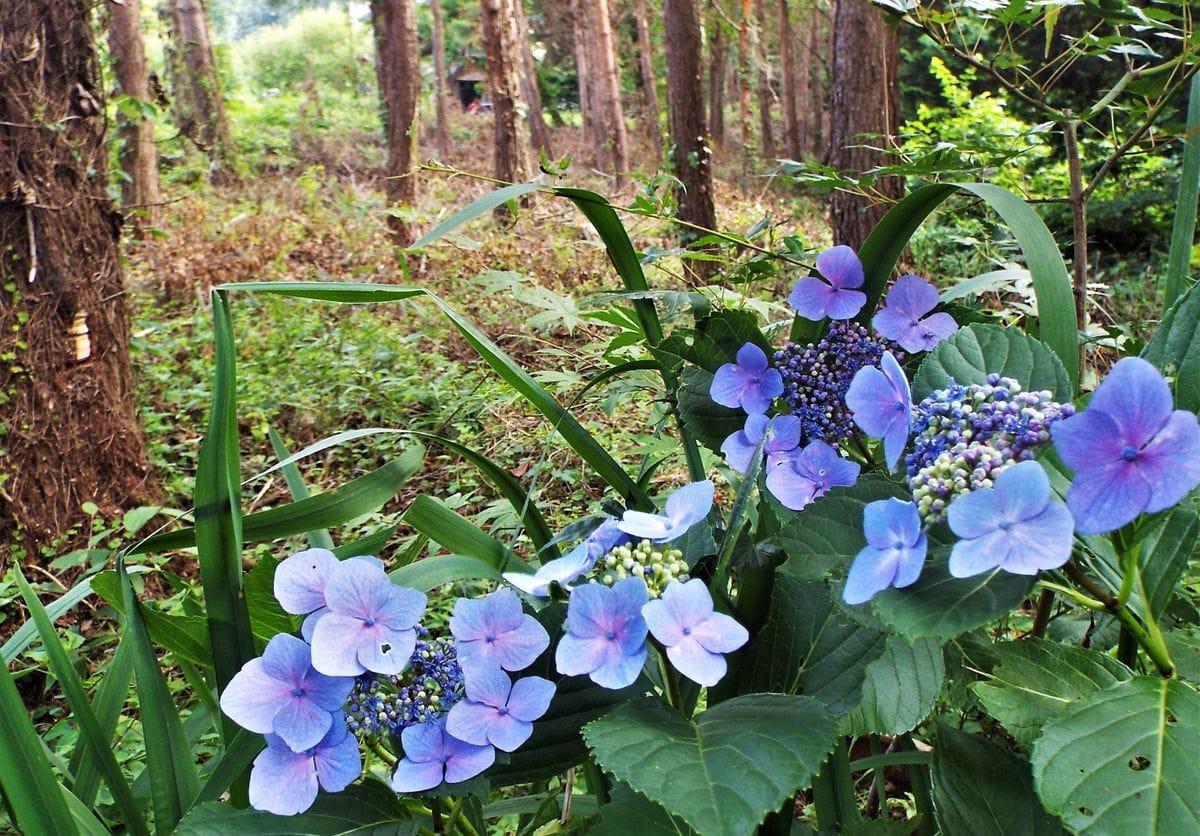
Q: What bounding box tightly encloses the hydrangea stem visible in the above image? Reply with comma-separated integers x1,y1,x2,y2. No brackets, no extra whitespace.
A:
709,439,764,598
651,638,686,716
812,737,859,831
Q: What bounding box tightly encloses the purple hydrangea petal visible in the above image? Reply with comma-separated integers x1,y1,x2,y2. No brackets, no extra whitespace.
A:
992,503,1075,575
947,530,1008,577
313,724,362,793
946,484,1001,539
608,576,651,620
644,580,746,685
301,607,328,643
506,676,556,722
274,548,338,615
301,669,356,713
481,713,534,752
892,536,928,588
1137,410,1200,513
391,758,445,793
484,618,550,673
561,582,612,636
451,590,524,641
721,413,768,474
249,739,319,815
355,624,417,676
688,611,749,654
660,577,713,626
792,440,861,497
219,658,295,735
863,498,923,550
555,580,648,689
823,288,868,321
321,559,395,621
844,545,903,605
846,352,911,469
667,639,728,687
463,665,512,706
554,633,610,677
616,510,673,542
271,693,335,753
765,460,820,511
844,498,927,604
735,342,769,372
816,245,864,289
1066,459,1153,535
710,344,783,414
375,586,427,631
1086,357,1174,448
589,641,647,689
910,312,958,352
1051,409,1126,472
788,276,838,321
259,632,312,684
642,598,685,645
445,699,497,747
310,612,374,676
443,740,496,784
664,480,715,533
399,717,444,762
995,458,1052,522
769,414,803,452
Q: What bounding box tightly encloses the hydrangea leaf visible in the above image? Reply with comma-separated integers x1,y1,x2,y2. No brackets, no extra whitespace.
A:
972,639,1132,749
584,695,837,836
1142,277,1200,413
850,636,944,736
1134,506,1199,622
677,366,751,454
244,556,301,645
933,723,1066,836
1164,627,1200,684
869,547,1035,640
912,323,1071,402
1032,677,1200,835
592,783,700,835
738,576,887,716
655,309,773,374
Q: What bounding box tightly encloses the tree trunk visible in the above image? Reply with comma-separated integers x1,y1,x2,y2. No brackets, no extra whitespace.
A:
167,0,232,179
737,0,752,185
571,0,596,152
430,0,451,157
707,0,726,145
586,0,629,187
778,0,799,159
375,0,420,246
828,0,901,249
755,0,775,160
106,0,161,231
634,0,663,164
1,0,151,551
514,0,553,158
480,0,533,215
663,0,716,273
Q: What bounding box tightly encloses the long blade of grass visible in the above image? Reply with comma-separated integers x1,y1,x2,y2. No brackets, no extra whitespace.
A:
268,428,335,550
13,568,149,836
410,182,545,248
1164,73,1200,308
61,786,113,836
332,524,399,558
189,730,264,808
0,652,81,835
401,494,526,571
70,634,133,807
118,556,201,833
132,448,424,555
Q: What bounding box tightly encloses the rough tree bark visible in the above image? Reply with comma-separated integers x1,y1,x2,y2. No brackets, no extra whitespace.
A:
663,0,716,274
480,0,533,216
634,0,664,163
514,0,553,158
1,0,151,552
166,0,232,178
588,0,629,186
374,0,420,246
430,0,451,157
707,0,726,145
755,0,775,159
828,0,902,249
778,0,800,159
571,0,596,151
106,0,161,230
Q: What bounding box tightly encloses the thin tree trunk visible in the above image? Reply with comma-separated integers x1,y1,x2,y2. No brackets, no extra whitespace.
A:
778,0,799,159
571,0,596,153
107,0,161,231
707,0,726,145
588,0,629,187
168,0,232,179
737,0,752,185
828,0,901,249
376,0,420,245
634,0,663,164
480,0,533,215
431,0,451,156
514,0,553,158
755,0,775,159
663,0,716,275
1,0,151,550
370,0,389,132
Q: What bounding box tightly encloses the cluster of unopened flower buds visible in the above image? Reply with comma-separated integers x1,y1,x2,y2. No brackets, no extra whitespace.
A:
345,634,464,737
592,540,689,598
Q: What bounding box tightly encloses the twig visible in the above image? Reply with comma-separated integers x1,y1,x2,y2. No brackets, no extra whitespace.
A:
25,204,37,283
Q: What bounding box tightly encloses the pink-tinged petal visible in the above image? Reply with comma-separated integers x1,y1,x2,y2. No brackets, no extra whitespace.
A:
219,658,292,734
816,245,864,289
997,503,1075,574
788,276,837,320
948,530,1007,577
450,596,491,641
445,700,500,747
249,744,318,815
322,559,392,619
617,510,672,541
591,642,646,689
1051,409,1125,472
1087,357,1174,447
376,586,426,632
765,460,819,511
391,758,445,793
843,545,902,605
310,613,370,676
274,548,338,615
994,461,1051,522
735,342,769,372
314,728,361,792
562,583,611,637
642,598,685,645
823,288,867,321
506,676,556,722
667,638,727,686
259,633,312,685
356,624,416,676
689,612,749,654
555,633,608,677
1137,410,1200,513
489,617,550,672
444,743,495,784
946,486,1001,539
661,578,714,626
1067,460,1153,535
271,694,334,752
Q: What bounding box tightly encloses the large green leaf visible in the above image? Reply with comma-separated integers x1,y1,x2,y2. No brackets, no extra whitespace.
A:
911,323,1071,402
584,694,837,836
676,366,751,454
972,639,1132,749
853,636,944,736
1135,506,1199,623
176,779,416,835
933,723,1065,836
593,783,700,835
1163,73,1200,308
738,575,887,716
1032,677,1200,834
1143,278,1200,413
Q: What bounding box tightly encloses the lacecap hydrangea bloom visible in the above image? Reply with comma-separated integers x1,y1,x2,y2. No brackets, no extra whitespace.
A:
710,342,784,415
249,716,361,816
788,245,867,321
445,667,555,752
872,274,957,353
449,588,549,678
390,716,496,793
503,518,629,598
642,579,749,686
555,577,649,689
843,498,927,605
721,413,803,474
764,440,861,511
618,480,714,543
845,351,912,470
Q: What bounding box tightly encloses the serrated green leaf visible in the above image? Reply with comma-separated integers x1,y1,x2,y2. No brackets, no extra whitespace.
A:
1135,506,1199,623
1143,279,1200,414
593,783,700,835
912,323,1071,402
1032,677,1200,834
1165,627,1200,683
854,636,944,735
933,723,1065,836
972,639,1132,749
584,694,837,836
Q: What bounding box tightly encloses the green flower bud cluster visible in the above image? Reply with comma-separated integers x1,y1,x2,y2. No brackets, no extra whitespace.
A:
910,439,1009,524
592,540,688,598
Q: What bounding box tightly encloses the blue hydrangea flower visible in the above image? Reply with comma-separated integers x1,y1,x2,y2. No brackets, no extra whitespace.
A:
721,413,802,474
710,343,784,414
445,667,556,752
390,717,495,793
1051,357,1200,535
946,460,1074,577
788,245,867,321
872,274,957,353
450,588,549,678
618,480,714,543
219,633,355,753
248,715,361,815
642,579,749,686
274,548,339,615
843,499,927,605
504,519,629,598
555,578,649,689
846,351,912,469
764,440,861,511
309,559,427,677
